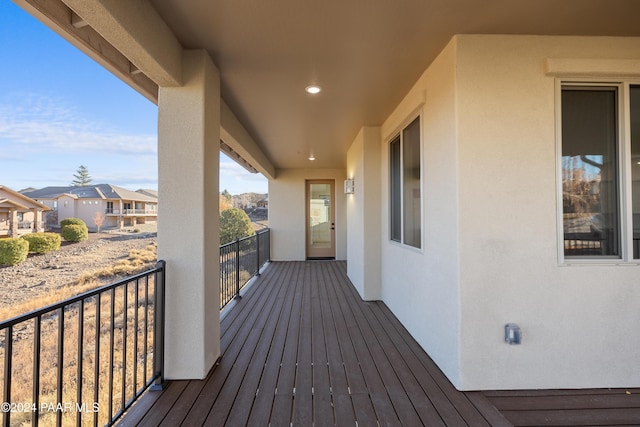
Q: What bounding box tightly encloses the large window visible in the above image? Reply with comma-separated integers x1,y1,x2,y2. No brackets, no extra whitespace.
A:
390,116,422,249
560,83,640,260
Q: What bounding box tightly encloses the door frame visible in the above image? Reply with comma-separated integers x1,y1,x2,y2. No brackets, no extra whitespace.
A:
305,179,336,259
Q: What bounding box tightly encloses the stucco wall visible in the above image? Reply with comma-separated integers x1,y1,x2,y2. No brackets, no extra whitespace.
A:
346,127,382,300
454,35,640,390
379,39,461,385
376,34,640,390
57,196,76,224
269,168,347,261
73,199,105,229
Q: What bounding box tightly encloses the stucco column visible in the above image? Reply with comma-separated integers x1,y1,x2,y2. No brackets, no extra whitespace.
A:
34,209,43,232
346,127,382,300
9,210,17,237
158,50,220,379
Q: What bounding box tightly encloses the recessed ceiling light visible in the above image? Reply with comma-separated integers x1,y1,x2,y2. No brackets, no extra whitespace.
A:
308,154,316,161
305,85,321,94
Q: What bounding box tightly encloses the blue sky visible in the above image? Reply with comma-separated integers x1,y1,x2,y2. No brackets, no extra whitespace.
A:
0,0,267,195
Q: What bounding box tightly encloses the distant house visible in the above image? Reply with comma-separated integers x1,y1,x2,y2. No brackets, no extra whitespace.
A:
232,192,268,209
22,184,158,231
0,186,50,238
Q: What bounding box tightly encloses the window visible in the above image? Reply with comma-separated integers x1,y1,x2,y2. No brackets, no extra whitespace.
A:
560,83,640,260
390,116,422,249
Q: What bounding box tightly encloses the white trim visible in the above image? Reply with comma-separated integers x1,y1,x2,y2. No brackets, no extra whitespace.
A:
387,112,424,252
383,98,425,143
557,79,640,265
545,58,640,78
620,82,633,261
555,78,564,265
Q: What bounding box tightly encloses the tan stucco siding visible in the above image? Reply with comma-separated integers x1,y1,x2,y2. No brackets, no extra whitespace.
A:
269,168,347,261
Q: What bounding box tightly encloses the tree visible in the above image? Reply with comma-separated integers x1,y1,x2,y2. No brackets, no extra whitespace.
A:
71,165,93,186
219,194,233,211
221,188,232,202
93,211,105,233
220,208,255,245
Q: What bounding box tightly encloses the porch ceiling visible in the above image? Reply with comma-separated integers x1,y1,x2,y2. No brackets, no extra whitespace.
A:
147,0,640,170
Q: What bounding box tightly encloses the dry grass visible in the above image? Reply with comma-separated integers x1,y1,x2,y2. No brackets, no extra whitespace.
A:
0,244,157,324
76,244,157,287
0,244,159,426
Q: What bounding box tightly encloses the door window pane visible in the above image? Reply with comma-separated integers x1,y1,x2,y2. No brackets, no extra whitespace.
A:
309,183,332,249
561,87,620,257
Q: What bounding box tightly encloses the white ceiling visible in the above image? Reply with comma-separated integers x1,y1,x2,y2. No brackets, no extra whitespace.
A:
148,0,640,170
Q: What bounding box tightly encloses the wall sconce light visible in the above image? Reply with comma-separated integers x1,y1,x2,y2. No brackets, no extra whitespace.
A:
505,323,522,345
344,179,355,194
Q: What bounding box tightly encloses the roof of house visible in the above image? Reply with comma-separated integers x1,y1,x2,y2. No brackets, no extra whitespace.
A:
22,184,158,203
0,186,51,211
136,189,158,198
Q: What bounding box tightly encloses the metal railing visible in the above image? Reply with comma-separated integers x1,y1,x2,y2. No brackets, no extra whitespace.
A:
220,229,270,310
0,261,165,427
105,209,157,215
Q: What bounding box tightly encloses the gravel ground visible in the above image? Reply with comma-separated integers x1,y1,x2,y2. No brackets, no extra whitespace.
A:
0,232,157,313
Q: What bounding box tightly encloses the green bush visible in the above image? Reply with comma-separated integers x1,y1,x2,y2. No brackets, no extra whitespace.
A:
60,217,86,228
220,208,255,245
62,224,88,242
0,238,29,266
21,232,62,254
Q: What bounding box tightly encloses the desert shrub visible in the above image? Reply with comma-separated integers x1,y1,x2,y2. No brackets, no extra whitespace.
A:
60,217,86,228
21,232,61,254
62,224,88,242
0,238,29,266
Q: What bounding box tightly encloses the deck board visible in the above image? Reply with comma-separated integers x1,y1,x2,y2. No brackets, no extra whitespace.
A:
121,261,640,426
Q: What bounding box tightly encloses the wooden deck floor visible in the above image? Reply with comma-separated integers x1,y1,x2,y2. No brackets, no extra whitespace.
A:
120,261,640,426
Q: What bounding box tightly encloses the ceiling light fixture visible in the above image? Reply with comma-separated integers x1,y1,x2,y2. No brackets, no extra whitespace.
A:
305,85,321,94
308,154,316,161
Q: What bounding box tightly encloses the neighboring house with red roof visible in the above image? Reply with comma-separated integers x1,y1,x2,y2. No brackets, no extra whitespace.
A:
22,184,158,231
0,186,50,238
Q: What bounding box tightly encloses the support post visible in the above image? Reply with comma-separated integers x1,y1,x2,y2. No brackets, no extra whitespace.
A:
157,50,220,379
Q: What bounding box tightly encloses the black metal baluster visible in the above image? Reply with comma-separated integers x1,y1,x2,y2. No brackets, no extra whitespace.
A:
4,325,13,427
93,294,101,427
33,317,41,427
56,308,64,427
108,289,115,422
143,275,149,385
122,283,128,410
76,300,84,427
152,261,166,390
133,279,139,396
235,239,241,300
256,232,261,276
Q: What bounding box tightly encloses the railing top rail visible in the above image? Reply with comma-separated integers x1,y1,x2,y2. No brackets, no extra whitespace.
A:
0,260,165,330
220,228,270,252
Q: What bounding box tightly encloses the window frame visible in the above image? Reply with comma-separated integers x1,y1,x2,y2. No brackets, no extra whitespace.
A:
557,79,640,264
388,114,423,250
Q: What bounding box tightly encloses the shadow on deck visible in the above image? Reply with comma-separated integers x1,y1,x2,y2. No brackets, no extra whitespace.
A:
119,261,640,426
